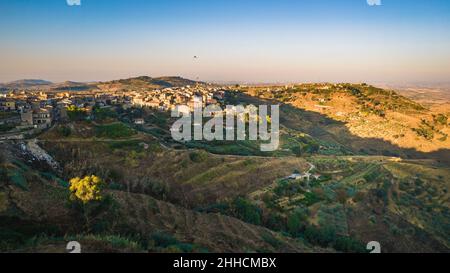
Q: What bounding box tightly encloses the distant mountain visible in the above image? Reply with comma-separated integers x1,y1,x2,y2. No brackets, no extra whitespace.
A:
8,79,53,86
0,79,94,92
0,76,204,92
0,79,53,89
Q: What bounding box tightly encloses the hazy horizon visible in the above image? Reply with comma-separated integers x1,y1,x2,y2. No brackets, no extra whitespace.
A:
1,0,450,84
3,76,450,88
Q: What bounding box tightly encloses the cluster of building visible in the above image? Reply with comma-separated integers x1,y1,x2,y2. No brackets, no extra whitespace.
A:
0,93,55,132
131,86,226,111
0,85,229,136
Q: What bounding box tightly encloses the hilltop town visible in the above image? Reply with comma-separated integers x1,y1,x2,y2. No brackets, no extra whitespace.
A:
0,77,228,140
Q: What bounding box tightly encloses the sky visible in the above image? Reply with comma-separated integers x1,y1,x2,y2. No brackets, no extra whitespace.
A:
0,0,450,84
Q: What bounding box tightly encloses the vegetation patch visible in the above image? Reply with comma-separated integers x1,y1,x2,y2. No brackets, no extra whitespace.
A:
7,169,28,190
95,123,136,139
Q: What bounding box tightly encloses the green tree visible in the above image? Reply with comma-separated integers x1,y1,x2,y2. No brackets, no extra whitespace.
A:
67,105,87,121
291,146,303,157
232,197,262,225
287,208,308,236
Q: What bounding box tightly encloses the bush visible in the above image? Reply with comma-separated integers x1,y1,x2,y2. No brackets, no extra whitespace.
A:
95,123,136,139
434,114,448,126
291,146,303,157
58,126,72,137
0,153,4,165
304,225,337,248
261,232,282,248
189,151,208,163
68,194,120,233
69,175,105,203
0,169,6,187
363,169,379,182
67,105,87,121
150,232,178,248
149,180,170,200
305,142,320,153
0,228,27,250
231,197,262,225
287,209,308,236
334,237,367,253
335,188,349,204
412,127,434,140
8,170,28,190
265,212,286,232
94,107,118,121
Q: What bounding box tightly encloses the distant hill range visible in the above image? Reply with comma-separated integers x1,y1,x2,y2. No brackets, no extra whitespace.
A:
0,79,90,91
0,79,53,91
0,76,204,92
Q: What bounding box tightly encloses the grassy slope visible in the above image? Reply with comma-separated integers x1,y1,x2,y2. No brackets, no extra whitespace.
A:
0,155,323,253
2,83,449,253
240,84,449,156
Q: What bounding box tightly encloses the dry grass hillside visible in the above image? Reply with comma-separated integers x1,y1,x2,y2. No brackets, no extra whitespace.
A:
242,84,450,154
0,142,324,253
1,81,449,253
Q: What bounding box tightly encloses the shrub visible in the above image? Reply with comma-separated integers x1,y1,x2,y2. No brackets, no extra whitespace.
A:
261,232,282,248
412,126,434,140
231,197,262,225
0,228,26,250
95,123,136,139
304,225,337,248
335,188,349,204
189,151,208,163
94,107,118,121
363,170,379,182
8,170,28,190
150,232,178,248
67,105,87,121
69,175,105,203
58,126,72,137
434,114,448,126
305,143,320,153
0,168,7,186
353,191,366,202
287,209,308,236
265,212,286,232
334,237,367,253
291,146,303,157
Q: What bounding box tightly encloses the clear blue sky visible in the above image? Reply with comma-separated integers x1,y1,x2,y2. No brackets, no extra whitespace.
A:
1,0,450,83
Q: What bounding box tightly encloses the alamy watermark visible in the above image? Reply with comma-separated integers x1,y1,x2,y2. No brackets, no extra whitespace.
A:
170,96,280,152
66,241,81,253
367,0,382,6
66,0,81,6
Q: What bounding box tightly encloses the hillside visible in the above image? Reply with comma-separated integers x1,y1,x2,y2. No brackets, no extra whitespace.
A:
97,76,204,92
0,142,325,253
33,112,449,253
49,81,95,92
1,80,449,253
241,84,450,156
